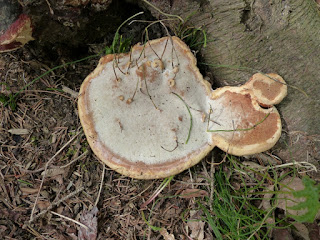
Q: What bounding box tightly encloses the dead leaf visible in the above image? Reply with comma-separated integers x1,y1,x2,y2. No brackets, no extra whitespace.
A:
159,228,175,240
187,210,205,240
78,206,98,240
52,174,64,185
8,128,30,135
272,228,294,240
292,222,310,240
308,222,320,240
179,189,208,199
36,200,51,211
20,187,39,195
41,168,65,177
265,217,275,238
187,220,205,240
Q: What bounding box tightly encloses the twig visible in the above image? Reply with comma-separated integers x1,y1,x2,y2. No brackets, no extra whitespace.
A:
62,85,79,98
161,138,178,152
30,186,84,222
45,0,54,15
266,161,317,173
172,92,192,144
59,150,89,169
142,0,184,23
130,182,154,201
29,131,81,223
142,64,160,110
95,164,105,206
51,211,90,231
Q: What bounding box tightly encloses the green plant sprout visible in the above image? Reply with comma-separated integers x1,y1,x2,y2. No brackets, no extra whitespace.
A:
140,175,174,209
140,175,174,234
141,211,162,231
197,155,319,239
207,107,271,133
198,157,282,239
18,179,33,186
176,13,207,50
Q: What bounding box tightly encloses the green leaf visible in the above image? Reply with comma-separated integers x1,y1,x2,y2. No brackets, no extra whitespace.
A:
289,177,320,223
105,47,112,55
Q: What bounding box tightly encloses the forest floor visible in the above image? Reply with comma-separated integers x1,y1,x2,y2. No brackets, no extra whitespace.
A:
1,7,320,240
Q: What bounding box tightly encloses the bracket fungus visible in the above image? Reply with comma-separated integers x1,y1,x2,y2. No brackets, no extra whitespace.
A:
0,13,33,53
78,36,287,179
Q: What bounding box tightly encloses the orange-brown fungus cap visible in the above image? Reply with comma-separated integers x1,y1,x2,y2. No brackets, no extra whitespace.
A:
78,36,287,179
207,73,287,156
245,73,287,107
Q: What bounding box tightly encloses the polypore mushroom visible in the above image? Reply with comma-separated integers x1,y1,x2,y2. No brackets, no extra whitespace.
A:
78,36,287,179
0,6,34,53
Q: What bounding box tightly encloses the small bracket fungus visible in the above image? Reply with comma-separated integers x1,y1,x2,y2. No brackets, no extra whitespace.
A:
78,37,287,179
0,13,34,53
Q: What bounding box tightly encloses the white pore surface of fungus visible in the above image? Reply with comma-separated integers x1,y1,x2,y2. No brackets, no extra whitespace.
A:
78,36,287,179
88,38,211,164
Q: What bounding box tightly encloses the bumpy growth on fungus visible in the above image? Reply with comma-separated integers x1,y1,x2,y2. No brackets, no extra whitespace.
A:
78,36,287,179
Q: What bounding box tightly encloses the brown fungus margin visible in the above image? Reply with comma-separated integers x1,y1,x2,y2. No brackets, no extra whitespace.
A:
78,36,287,179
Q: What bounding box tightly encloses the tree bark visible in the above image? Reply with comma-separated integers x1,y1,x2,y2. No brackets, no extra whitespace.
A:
144,0,320,175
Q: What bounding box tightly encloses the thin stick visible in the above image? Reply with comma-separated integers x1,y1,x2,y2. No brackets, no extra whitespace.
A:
29,131,81,223
142,64,159,110
51,211,90,231
126,47,133,74
45,0,54,15
131,62,140,101
130,182,154,201
142,0,184,23
161,138,178,152
172,92,192,144
112,60,120,81
245,161,317,173
59,150,88,169
30,186,85,222
95,164,106,206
